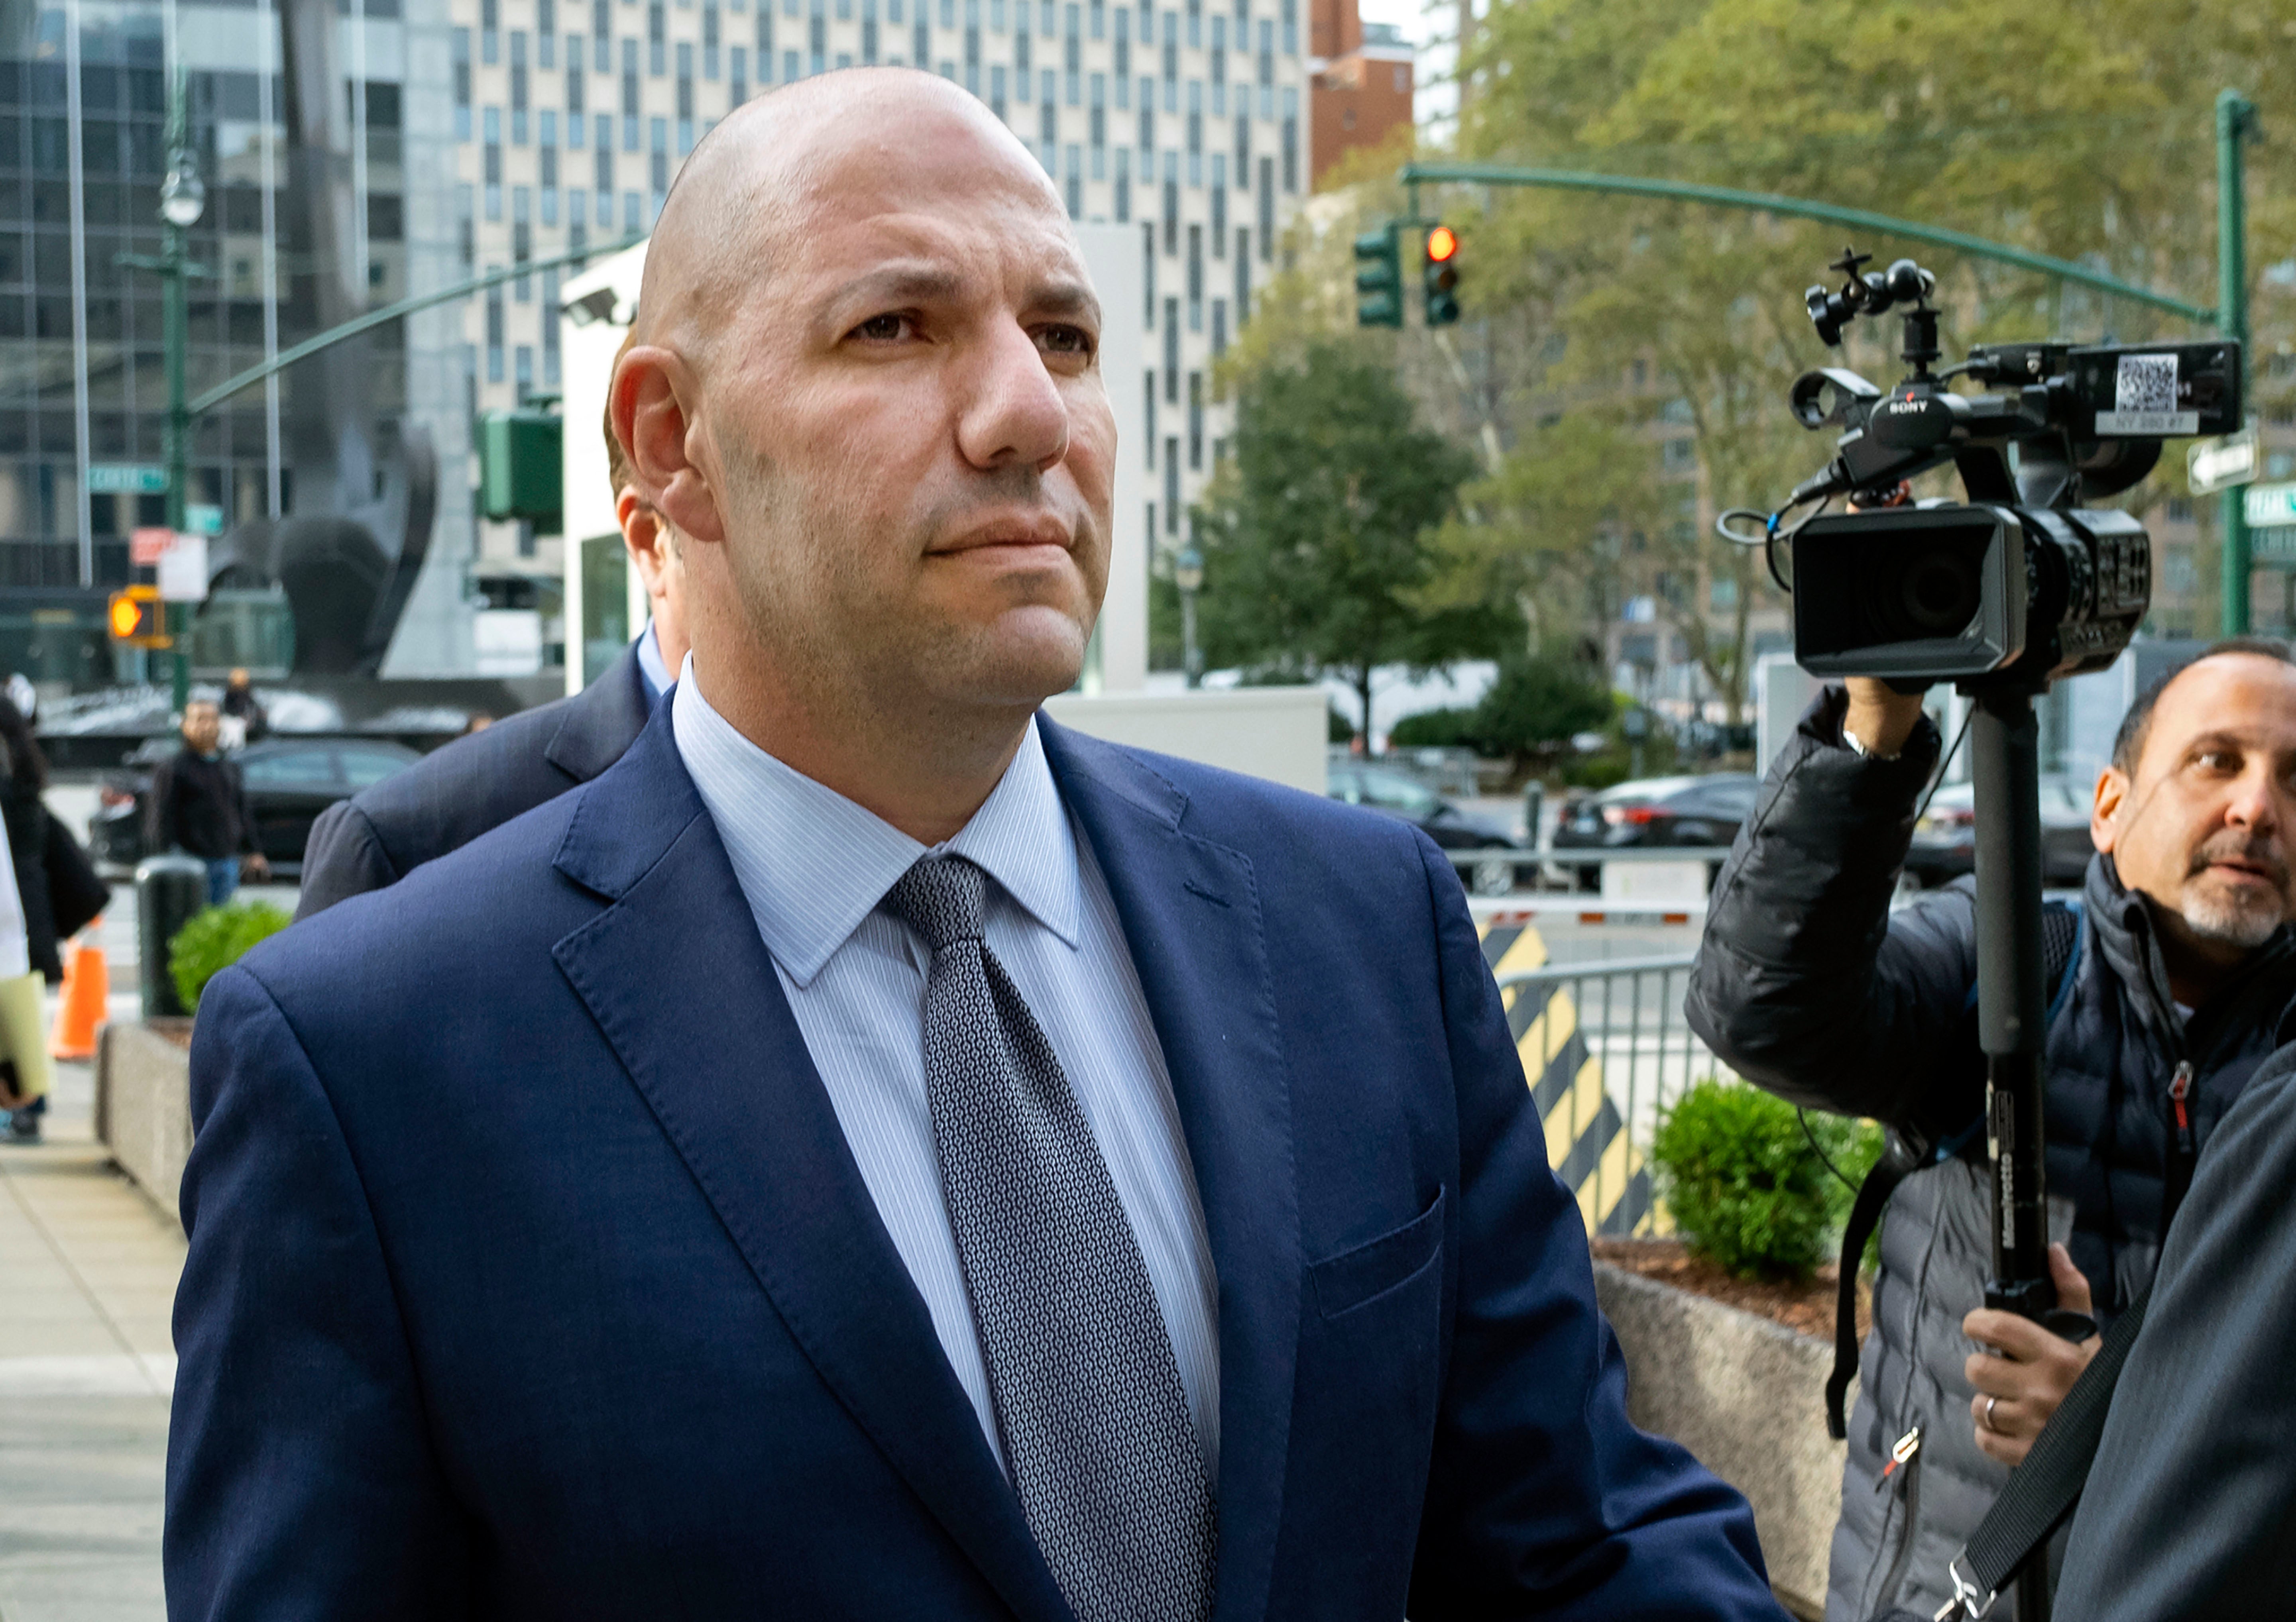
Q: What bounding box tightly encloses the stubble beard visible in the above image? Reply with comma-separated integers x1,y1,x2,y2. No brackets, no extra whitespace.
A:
2177,832,2294,950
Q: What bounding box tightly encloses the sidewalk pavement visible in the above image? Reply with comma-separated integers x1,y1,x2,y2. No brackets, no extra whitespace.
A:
1,1009,183,1620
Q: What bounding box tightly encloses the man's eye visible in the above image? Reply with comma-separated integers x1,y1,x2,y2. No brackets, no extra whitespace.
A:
1037,324,1095,357
852,313,912,342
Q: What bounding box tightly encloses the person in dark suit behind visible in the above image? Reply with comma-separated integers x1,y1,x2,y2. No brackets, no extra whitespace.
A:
168,72,1787,1621
294,351,690,919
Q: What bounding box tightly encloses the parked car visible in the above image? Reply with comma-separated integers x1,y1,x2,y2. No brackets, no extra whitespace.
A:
1905,774,2096,890
89,736,421,878
1327,762,1531,895
1550,773,1760,890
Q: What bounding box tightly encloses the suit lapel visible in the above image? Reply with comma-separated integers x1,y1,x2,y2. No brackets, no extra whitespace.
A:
1041,719,1302,1622
550,711,1071,1622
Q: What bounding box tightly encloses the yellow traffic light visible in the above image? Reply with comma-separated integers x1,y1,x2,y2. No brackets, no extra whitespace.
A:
108,585,169,648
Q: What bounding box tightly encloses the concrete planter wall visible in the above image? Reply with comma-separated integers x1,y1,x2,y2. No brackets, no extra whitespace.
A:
1593,1262,1844,1620
95,1019,194,1225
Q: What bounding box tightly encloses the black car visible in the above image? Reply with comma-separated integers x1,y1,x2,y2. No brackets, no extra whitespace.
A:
1327,762,1531,895
1905,774,2096,889
1550,773,1760,890
90,736,421,877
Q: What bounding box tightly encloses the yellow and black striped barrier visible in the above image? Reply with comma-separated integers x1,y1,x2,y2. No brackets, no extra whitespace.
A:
1477,917,1663,1239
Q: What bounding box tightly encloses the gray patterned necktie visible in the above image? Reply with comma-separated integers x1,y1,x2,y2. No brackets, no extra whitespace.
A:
884,854,1217,1622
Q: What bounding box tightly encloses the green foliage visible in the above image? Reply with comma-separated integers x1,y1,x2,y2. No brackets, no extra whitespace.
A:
1387,707,1481,749
1650,1080,1881,1280
1194,341,1508,727
1328,703,1358,744
1471,653,1614,764
169,900,293,1014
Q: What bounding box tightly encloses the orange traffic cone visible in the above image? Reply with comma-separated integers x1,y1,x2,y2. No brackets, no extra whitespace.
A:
49,938,108,1061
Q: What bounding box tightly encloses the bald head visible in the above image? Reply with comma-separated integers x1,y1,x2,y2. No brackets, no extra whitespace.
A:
604,62,1116,844
633,69,1065,376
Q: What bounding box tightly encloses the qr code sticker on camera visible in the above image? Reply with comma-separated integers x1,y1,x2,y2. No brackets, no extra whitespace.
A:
2116,354,2180,414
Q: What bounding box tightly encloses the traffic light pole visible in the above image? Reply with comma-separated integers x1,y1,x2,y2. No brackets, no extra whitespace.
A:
2218,90,2257,636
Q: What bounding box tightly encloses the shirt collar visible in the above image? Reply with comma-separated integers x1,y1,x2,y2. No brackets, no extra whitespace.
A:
670,658,1080,987
635,622,672,703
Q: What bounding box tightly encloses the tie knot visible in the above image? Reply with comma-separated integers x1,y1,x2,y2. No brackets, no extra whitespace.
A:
885,855,988,953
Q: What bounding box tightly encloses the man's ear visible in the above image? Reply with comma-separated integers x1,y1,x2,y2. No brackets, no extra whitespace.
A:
2092,765,2130,854
611,344,727,546
617,494,672,602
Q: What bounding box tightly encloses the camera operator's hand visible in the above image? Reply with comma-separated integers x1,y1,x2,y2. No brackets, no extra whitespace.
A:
1962,1243,2101,1466
1842,678,1927,760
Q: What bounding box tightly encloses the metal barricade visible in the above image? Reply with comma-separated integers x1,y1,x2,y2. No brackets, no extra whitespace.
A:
1490,952,1740,1238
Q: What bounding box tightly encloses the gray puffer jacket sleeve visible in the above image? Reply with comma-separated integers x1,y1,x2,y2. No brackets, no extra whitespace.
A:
1686,685,1983,1137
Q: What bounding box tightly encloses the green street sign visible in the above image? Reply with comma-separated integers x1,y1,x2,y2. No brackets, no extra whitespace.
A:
2245,481,2296,530
1354,226,1402,329
87,463,168,495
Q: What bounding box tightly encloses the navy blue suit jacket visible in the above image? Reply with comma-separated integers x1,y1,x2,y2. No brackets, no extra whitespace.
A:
167,704,1783,1621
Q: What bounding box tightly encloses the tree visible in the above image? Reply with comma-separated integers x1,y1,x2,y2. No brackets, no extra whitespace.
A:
1471,650,1615,770
1194,341,1500,739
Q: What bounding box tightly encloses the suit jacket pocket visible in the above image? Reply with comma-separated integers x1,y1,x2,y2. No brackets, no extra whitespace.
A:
1309,1187,1446,1320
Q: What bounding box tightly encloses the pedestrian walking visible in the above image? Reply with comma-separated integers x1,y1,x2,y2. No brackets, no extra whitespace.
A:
168,71,1785,1620
219,668,267,747
147,700,268,907
0,699,52,1144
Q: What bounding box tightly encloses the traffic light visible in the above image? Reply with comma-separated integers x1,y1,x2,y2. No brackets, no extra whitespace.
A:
1423,224,1462,327
108,585,169,648
1354,225,1402,329
478,407,564,535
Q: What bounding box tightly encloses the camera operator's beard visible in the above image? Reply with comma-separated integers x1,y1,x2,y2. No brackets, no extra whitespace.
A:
2178,834,2293,949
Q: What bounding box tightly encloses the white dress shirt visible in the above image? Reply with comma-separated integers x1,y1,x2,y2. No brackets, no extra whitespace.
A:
671,669,1221,1475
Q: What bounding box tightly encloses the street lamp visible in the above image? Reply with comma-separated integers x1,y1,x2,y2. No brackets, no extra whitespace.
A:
1175,546,1205,690
119,70,208,713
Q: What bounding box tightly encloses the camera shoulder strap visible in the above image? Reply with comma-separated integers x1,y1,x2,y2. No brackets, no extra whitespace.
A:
1824,899,2084,1440
1942,1280,2151,1619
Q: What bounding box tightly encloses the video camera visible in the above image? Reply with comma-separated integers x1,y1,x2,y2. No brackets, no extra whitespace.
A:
1769,249,2239,691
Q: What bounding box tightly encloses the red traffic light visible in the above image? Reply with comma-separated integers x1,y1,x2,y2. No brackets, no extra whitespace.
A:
1426,225,1460,263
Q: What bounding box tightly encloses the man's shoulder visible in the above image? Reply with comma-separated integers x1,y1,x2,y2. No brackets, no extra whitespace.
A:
336,700,586,867
245,783,598,1013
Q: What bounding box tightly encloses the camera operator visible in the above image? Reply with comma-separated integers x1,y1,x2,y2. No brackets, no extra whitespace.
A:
1685,640,2296,1622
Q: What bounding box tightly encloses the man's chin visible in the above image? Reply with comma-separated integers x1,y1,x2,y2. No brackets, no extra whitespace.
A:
2179,878,2289,950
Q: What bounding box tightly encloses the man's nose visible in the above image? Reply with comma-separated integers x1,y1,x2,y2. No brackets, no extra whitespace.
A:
2226,763,2284,836
955,322,1069,473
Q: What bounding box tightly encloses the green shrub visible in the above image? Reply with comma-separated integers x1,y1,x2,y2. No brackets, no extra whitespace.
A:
1328,703,1358,744
1650,1080,1881,1280
1471,653,1614,763
169,900,293,1013
1387,706,1481,749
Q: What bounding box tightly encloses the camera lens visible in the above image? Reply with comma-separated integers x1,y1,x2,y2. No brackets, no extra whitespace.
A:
1858,536,1983,643
1899,550,1980,633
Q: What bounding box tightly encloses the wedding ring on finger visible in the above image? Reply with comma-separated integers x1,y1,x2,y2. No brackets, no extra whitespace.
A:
1981,1395,2000,1433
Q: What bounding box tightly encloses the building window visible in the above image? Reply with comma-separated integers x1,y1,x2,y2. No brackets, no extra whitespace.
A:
1187,223,1202,329
1163,298,1178,398
541,0,558,60
1210,155,1226,244
1164,445,1178,531
1114,146,1130,220
1234,228,1248,320
1145,372,1156,462
731,44,748,99
487,279,506,381
569,47,587,116
913,20,930,71
1016,26,1032,87
457,183,475,265
1161,175,1177,255
453,29,474,139
543,267,563,386
651,117,669,195
1211,297,1226,356
1280,85,1297,190
1278,0,1293,53
991,63,1008,119
1188,371,1202,468
1142,222,1156,324
1256,155,1272,252
594,0,612,65
649,0,667,73
483,0,501,61
678,41,695,116
512,32,531,145
758,5,775,70
705,0,721,74
1115,11,1129,84
596,135,614,199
